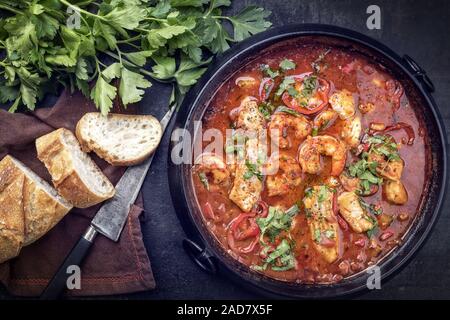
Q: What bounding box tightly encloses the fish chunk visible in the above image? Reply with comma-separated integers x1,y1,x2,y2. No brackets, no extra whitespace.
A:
302,186,340,263
337,191,375,233
235,98,265,132
341,116,361,148
229,138,264,212
229,98,266,212
383,180,408,205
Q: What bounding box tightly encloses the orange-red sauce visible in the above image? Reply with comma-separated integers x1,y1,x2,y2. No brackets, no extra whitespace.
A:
192,43,428,283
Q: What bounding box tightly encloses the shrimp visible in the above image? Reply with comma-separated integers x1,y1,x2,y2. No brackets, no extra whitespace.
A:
329,89,356,120
313,109,338,131
268,113,312,148
195,153,230,189
337,191,375,233
302,186,340,263
298,135,347,176
340,116,362,148
265,154,302,197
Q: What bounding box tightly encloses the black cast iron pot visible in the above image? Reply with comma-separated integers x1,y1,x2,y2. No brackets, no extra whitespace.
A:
167,24,448,298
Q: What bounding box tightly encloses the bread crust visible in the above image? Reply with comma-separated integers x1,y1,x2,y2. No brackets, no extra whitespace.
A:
36,128,115,208
0,155,73,263
75,113,162,166
0,157,25,263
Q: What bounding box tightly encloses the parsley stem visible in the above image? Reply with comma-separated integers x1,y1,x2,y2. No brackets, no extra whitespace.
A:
73,0,96,6
103,51,173,84
0,4,23,15
59,0,106,21
211,15,231,20
144,17,167,23
117,35,141,44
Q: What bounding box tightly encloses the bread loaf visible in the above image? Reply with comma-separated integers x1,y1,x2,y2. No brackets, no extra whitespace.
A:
0,155,73,263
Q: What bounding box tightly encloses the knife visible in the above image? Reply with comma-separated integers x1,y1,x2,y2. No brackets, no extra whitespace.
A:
40,107,175,299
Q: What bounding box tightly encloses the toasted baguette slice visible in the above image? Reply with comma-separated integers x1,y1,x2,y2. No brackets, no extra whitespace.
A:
0,155,73,263
36,128,115,208
76,112,162,166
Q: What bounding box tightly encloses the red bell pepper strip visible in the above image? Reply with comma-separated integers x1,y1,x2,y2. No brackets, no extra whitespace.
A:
371,122,415,145
227,213,261,254
281,74,330,115
259,77,274,101
385,80,404,112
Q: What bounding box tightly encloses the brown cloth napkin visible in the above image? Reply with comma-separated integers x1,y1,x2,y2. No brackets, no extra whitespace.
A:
0,90,156,296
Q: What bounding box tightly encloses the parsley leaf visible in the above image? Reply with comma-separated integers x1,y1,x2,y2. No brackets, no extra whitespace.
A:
260,64,279,78
90,74,117,116
279,59,296,72
244,160,263,181
119,67,152,106
275,77,295,96
0,0,271,113
228,6,272,41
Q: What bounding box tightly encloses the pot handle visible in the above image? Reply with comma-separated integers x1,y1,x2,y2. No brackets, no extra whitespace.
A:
403,55,435,93
183,238,217,275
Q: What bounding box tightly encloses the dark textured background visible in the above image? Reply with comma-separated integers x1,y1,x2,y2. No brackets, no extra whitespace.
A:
1,0,450,299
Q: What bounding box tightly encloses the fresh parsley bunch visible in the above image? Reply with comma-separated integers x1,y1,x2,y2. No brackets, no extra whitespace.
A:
0,0,271,114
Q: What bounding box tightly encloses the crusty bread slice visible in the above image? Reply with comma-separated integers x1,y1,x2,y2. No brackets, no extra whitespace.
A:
76,112,162,166
0,157,25,263
36,128,115,208
0,155,73,263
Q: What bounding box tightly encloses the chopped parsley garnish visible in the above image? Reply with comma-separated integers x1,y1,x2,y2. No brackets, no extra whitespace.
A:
359,198,383,216
198,172,209,191
366,220,379,238
257,205,298,244
258,102,276,120
276,74,318,106
324,229,335,239
311,49,331,74
317,185,330,203
225,132,246,158
347,158,383,194
260,64,279,78
300,75,318,98
347,134,401,194
314,229,322,243
279,59,296,72
304,187,314,198
253,206,299,272
244,160,263,181
275,77,295,96
367,135,401,161
275,105,301,117
252,239,296,272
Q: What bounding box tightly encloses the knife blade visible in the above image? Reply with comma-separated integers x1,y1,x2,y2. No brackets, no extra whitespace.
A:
92,106,175,241
41,107,175,299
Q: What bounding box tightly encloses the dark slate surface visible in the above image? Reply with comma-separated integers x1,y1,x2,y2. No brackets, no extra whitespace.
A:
1,0,449,299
